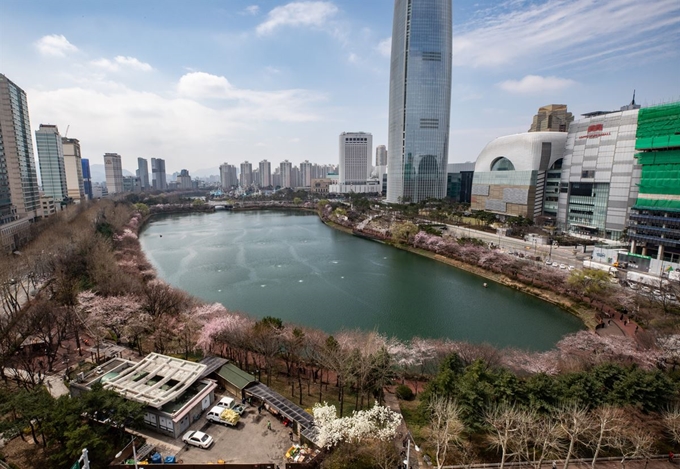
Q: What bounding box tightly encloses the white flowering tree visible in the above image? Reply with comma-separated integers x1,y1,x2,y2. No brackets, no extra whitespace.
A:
313,402,402,449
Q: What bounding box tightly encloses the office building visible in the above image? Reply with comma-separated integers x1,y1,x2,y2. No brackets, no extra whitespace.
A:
556,108,640,239
300,160,313,188
151,158,167,190
219,163,238,190
137,158,150,189
81,159,93,200
40,195,57,218
35,124,68,203
177,169,192,190
339,132,372,184
62,138,85,202
446,162,475,203
240,161,252,188
0,74,41,224
471,132,567,220
627,102,680,263
123,176,142,193
280,160,292,188
104,152,124,194
386,0,452,203
529,104,574,133
376,145,387,166
259,160,272,188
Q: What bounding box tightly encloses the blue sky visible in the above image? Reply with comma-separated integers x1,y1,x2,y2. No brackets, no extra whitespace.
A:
1,0,679,178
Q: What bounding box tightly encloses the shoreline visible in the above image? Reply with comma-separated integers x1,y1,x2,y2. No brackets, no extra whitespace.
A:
320,218,597,330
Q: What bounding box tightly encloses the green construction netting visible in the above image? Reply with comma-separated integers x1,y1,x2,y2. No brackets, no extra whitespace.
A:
636,149,680,165
635,102,680,150
638,164,680,194
634,198,680,212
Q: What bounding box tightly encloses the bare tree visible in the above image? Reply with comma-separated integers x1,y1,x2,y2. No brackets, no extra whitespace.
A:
588,406,626,469
610,423,655,469
555,403,593,469
662,404,680,446
485,403,521,469
428,394,465,469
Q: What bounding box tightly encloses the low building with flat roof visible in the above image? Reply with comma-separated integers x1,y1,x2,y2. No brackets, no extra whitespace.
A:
70,353,217,439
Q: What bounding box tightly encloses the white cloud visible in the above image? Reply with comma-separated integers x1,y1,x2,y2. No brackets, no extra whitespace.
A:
34,34,78,57
256,1,338,36
176,71,325,121
243,5,260,15
348,53,359,64
376,37,391,57
454,0,680,68
498,75,576,94
91,56,153,72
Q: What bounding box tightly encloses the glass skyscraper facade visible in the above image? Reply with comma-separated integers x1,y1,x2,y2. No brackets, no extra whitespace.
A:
387,0,452,203
0,74,40,223
35,124,68,202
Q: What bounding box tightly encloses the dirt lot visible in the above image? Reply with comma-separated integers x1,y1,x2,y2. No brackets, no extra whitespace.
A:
174,405,297,465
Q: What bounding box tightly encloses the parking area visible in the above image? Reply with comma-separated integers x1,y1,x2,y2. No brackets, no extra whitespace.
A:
175,403,296,465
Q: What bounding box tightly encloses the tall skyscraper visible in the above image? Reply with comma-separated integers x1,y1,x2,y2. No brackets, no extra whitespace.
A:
280,160,292,188
104,152,124,194
219,163,238,189
177,169,192,189
81,158,93,199
376,145,387,166
62,137,85,202
151,158,167,190
339,132,372,184
137,157,150,189
387,0,452,203
240,161,252,188
0,74,41,224
300,160,313,187
35,124,68,202
259,160,272,188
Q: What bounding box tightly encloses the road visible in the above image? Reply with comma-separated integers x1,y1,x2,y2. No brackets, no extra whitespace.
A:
443,224,586,268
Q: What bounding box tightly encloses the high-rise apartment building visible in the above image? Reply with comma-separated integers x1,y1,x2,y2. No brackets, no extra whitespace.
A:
300,160,313,187
376,145,387,166
339,132,372,184
259,160,272,188
219,163,238,189
35,124,68,203
291,166,301,188
529,104,574,133
82,159,93,200
62,137,85,202
0,74,41,224
137,158,150,189
104,152,124,194
151,158,167,190
280,160,292,188
240,161,252,188
387,0,452,203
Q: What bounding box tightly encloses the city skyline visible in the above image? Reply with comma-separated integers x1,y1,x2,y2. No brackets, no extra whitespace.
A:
1,0,679,176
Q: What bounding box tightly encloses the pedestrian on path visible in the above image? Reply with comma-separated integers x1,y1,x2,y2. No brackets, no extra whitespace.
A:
267,420,272,431
289,431,294,441
552,461,557,469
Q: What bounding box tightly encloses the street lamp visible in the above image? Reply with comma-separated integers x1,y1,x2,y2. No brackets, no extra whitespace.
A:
115,436,138,469
403,431,420,469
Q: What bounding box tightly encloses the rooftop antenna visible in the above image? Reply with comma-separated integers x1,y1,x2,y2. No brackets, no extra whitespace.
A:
64,125,70,138
631,90,636,106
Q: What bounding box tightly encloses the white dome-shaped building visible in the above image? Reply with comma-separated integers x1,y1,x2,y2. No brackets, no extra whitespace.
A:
471,132,567,220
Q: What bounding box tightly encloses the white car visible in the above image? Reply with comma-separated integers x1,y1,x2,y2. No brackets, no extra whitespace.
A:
568,265,575,271
182,430,214,449
559,264,567,269
552,262,559,267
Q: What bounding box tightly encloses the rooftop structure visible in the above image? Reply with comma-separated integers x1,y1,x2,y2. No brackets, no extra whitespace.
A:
103,353,207,409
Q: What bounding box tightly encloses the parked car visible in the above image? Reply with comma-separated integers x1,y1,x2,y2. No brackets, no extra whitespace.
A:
559,264,567,269
182,430,214,449
215,396,246,415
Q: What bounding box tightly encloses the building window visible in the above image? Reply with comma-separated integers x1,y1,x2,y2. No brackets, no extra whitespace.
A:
490,157,515,171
